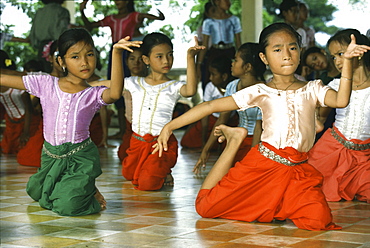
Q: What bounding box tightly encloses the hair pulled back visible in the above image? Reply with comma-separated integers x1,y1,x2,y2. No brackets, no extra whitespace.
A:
238,42,266,81
327,28,370,68
259,22,302,54
141,32,173,57
57,28,95,59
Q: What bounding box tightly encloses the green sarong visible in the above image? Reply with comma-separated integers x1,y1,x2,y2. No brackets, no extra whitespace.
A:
26,138,102,216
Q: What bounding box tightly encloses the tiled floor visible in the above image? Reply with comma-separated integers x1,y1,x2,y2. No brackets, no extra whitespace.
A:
1,129,370,248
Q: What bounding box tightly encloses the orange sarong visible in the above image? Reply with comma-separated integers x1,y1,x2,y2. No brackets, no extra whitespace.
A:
122,132,178,191
308,127,370,203
196,142,341,231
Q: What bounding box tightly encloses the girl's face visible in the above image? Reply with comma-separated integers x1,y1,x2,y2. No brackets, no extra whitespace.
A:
127,50,145,76
231,51,245,77
114,0,128,10
328,41,350,72
209,66,226,87
143,43,173,74
260,30,300,76
283,7,298,25
305,52,328,71
59,41,96,80
214,0,231,11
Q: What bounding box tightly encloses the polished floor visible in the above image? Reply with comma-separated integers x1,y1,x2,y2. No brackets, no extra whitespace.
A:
1,129,370,248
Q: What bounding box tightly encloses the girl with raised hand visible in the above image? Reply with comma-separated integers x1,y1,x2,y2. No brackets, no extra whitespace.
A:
193,42,265,175
0,28,140,216
121,33,204,191
308,29,370,203
154,23,370,230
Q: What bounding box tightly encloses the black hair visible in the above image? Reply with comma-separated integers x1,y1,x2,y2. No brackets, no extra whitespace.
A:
279,0,298,18
41,0,64,4
49,40,59,57
209,56,233,79
141,32,173,57
202,2,213,22
23,60,43,72
327,28,370,68
0,50,16,70
302,46,323,66
259,22,302,53
58,28,95,59
238,43,266,81
127,0,135,13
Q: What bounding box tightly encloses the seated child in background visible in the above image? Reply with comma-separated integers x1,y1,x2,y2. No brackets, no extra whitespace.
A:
181,56,237,150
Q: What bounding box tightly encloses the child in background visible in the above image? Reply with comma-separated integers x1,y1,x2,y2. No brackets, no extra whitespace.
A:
0,28,134,216
154,23,369,230
181,56,236,150
121,33,204,190
117,47,147,161
303,46,341,140
80,0,165,139
308,29,370,203
296,1,315,48
193,43,265,174
303,46,340,85
196,0,242,90
0,51,35,156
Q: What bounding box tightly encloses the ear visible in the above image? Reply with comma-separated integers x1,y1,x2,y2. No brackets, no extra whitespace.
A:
259,52,268,66
57,56,65,68
142,55,150,66
221,72,228,82
243,63,252,73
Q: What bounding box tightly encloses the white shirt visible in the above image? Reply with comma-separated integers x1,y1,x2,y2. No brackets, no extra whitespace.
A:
124,76,185,136
328,78,370,140
0,88,26,119
203,82,224,118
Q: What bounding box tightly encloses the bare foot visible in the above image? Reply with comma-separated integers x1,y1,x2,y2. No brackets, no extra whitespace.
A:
214,125,248,146
163,173,174,186
94,187,107,210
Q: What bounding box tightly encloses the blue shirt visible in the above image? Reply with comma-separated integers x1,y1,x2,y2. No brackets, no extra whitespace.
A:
225,79,262,135
202,16,242,45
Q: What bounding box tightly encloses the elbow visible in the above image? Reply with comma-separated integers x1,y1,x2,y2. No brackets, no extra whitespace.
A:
336,102,349,108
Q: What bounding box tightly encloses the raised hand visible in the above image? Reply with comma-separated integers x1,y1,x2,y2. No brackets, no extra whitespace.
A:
187,36,206,57
344,34,370,60
113,36,143,53
79,0,88,11
157,9,165,20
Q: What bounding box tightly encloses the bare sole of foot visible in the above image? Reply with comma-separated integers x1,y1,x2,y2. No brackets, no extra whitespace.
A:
214,125,248,145
163,174,174,186
95,188,107,210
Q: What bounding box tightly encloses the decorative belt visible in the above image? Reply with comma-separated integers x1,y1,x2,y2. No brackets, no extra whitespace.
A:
132,133,158,143
42,138,92,159
258,143,307,166
212,42,234,50
331,128,370,151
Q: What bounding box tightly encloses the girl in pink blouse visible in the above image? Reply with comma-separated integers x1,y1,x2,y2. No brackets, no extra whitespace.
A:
0,28,142,216
153,23,370,230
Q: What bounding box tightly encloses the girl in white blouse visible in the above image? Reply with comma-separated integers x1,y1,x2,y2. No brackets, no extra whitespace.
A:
153,23,369,230
308,28,370,203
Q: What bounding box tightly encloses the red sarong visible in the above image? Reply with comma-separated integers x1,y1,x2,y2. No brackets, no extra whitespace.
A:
118,119,133,161
233,135,253,163
122,132,178,191
17,116,44,167
196,142,341,231
308,127,370,203
1,114,24,154
89,112,111,146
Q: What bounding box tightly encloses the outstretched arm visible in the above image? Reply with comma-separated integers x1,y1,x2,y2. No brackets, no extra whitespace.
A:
0,69,27,90
193,111,231,174
153,96,239,157
180,36,205,97
101,36,142,104
79,0,101,31
324,34,370,108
